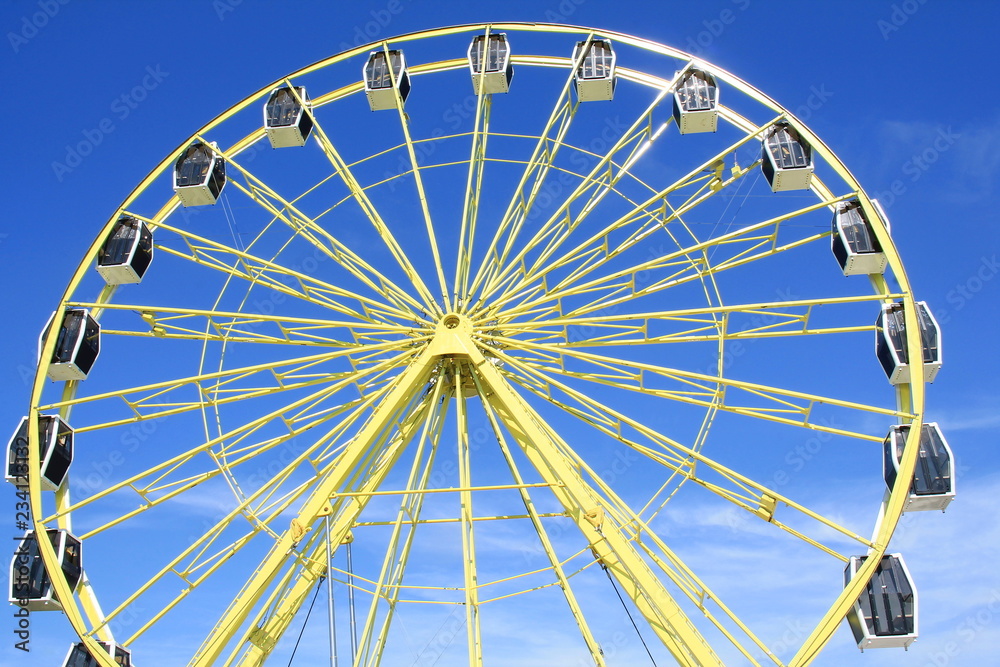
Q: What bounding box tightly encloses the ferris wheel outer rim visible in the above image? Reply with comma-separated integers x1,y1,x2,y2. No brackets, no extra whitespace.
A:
24,22,928,667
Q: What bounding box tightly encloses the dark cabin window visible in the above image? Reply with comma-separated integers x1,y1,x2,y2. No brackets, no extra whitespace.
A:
99,219,139,266
366,51,403,90
176,144,213,187
470,34,507,73
893,426,951,495
916,303,938,363
767,125,810,169
677,70,717,112
859,556,915,636
839,202,880,253
266,88,301,127
578,41,613,80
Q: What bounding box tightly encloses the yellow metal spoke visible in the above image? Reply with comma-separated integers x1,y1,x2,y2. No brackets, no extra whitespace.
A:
515,362,874,554
493,361,871,666
103,393,382,644
303,84,444,315
485,116,780,314
497,293,899,338
477,85,673,308
218,389,433,665
225,528,327,667
454,364,484,665
500,195,848,323
507,64,719,290
40,347,342,413
378,45,453,313
491,293,895,349
47,352,408,530
500,342,904,434
230,395,440,667
151,217,418,325
467,42,583,301
41,342,416,435
118,371,407,646
453,81,493,309
472,374,606,665
189,334,445,665
68,301,414,345
210,147,429,317
491,350,884,552
521,416,776,666
469,342,724,666
357,380,450,667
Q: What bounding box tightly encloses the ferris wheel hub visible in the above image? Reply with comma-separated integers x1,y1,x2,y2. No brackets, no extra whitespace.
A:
425,312,476,357
441,313,464,329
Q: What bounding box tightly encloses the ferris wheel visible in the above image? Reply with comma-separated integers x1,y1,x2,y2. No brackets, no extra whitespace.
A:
8,23,955,667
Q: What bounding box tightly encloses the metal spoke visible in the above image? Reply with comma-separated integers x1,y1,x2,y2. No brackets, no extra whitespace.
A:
44,351,407,530
303,86,444,316
496,341,905,434
453,77,493,309
471,372,606,665
499,356,877,555
474,84,674,308
485,116,780,314
466,35,589,302
377,46,453,313
356,380,450,666
454,364,484,665
210,145,430,318
488,293,894,348
150,217,419,325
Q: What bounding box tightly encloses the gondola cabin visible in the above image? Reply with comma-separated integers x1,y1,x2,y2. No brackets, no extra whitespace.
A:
831,199,887,276
672,68,719,134
884,423,955,512
761,122,813,191
41,309,100,382
63,641,133,667
468,33,513,94
97,216,153,285
5,415,73,491
172,141,226,206
9,529,82,612
572,39,616,101
364,50,410,111
876,301,942,384
845,554,918,649
264,86,313,148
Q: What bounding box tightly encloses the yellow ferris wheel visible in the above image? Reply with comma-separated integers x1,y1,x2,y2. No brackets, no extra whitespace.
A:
9,23,954,667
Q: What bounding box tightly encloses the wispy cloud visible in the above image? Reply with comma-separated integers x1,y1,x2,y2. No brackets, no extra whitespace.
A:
874,114,1000,206
642,473,1000,665
935,404,1000,432
946,113,1000,203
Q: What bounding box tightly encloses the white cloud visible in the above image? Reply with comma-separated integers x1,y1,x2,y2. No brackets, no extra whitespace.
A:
935,404,1000,432
633,472,1000,665
875,115,1000,205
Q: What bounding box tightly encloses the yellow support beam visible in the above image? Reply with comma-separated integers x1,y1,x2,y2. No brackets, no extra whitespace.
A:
232,399,434,666
191,315,485,665
469,336,724,666
475,373,607,665
357,381,450,665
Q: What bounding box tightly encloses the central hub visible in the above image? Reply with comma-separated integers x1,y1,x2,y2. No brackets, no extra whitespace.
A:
427,312,475,356
437,312,472,335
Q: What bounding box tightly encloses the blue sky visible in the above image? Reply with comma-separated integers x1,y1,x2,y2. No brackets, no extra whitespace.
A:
2,1,999,666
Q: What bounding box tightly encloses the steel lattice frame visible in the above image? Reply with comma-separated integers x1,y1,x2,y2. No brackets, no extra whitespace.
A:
24,23,932,667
